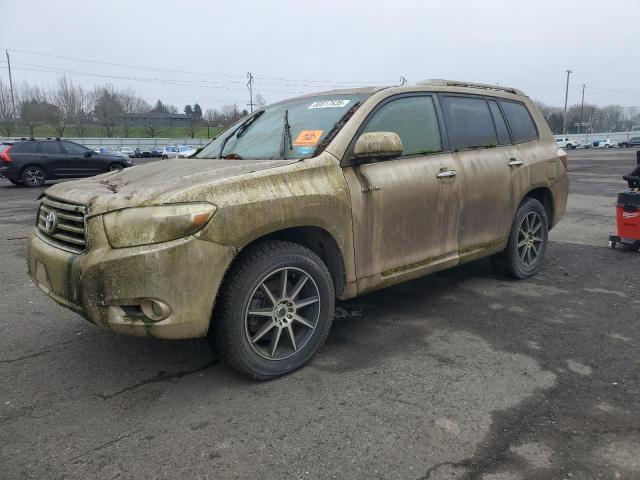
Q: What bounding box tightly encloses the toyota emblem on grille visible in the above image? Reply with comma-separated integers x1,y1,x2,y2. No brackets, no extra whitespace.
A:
44,211,58,233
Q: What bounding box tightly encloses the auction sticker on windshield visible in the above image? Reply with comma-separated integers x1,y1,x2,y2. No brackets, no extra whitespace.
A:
308,100,351,109
293,130,324,146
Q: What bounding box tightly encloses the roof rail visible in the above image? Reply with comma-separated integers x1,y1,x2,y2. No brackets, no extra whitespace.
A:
416,79,526,96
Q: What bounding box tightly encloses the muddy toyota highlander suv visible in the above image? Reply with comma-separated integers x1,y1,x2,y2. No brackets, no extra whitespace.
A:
27,80,568,379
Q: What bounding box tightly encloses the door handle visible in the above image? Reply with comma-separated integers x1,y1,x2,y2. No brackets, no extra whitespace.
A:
508,158,524,166
436,169,457,178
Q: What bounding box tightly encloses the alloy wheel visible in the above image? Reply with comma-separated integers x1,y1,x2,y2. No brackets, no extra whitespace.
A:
23,167,44,186
517,211,544,267
244,267,320,361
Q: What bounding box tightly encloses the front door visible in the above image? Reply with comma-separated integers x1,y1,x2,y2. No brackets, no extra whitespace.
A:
343,94,461,293
60,142,102,177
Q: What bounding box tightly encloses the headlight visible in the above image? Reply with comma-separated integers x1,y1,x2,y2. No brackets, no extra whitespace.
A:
103,203,217,248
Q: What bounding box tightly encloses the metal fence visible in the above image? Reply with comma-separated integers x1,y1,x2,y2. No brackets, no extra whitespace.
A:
559,131,640,144
0,137,212,150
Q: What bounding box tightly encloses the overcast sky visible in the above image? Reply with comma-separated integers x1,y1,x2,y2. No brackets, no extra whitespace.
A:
2,0,638,112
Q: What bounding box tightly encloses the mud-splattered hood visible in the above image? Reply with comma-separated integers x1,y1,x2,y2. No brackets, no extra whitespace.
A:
44,158,298,215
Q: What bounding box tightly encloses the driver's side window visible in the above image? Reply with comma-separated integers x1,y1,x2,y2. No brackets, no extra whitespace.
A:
62,142,89,156
361,96,442,157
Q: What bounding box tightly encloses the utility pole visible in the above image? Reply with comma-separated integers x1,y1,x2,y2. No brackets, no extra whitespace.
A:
400,76,407,86
5,50,17,119
562,69,572,135
233,103,239,122
578,84,585,135
246,72,254,113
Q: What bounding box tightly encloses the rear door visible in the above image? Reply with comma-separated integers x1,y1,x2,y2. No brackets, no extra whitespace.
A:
36,141,68,177
342,94,461,292
439,94,519,260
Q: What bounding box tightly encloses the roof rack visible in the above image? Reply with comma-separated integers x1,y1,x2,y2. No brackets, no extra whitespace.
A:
416,79,525,96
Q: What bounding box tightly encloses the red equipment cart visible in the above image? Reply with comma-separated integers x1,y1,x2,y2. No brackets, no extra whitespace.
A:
609,161,640,250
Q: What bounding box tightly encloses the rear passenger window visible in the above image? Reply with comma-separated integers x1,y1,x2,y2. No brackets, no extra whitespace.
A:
361,96,442,156
487,100,511,145
441,96,498,150
39,142,62,154
499,100,538,143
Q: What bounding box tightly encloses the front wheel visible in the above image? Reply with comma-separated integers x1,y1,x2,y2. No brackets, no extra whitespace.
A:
491,197,549,279
210,240,335,380
108,163,124,172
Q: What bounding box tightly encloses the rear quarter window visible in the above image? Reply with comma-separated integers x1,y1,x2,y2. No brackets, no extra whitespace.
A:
499,100,538,144
12,142,38,154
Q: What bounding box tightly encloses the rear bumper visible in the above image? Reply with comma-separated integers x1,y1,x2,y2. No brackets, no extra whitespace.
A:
27,230,235,339
0,166,18,180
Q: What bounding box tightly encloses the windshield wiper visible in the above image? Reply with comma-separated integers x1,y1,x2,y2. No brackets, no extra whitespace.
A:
279,109,293,158
217,110,264,159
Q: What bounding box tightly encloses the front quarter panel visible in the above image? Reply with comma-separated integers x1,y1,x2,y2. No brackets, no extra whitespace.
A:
165,153,357,293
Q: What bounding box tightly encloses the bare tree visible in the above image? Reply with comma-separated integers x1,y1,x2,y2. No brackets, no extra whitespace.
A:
118,87,149,138
185,120,197,138
255,93,267,109
144,122,160,138
93,85,123,137
18,83,57,137
220,104,241,127
0,79,15,136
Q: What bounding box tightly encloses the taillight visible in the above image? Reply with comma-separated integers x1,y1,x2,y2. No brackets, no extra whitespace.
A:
0,146,12,163
557,148,568,171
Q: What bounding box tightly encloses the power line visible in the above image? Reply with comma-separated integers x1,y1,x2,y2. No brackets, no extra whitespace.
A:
5,47,395,86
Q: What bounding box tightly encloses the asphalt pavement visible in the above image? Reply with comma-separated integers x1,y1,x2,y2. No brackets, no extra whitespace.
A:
1,150,639,480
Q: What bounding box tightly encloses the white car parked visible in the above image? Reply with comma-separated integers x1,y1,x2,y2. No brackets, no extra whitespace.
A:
176,145,197,158
555,137,581,150
161,145,178,159
593,138,618,149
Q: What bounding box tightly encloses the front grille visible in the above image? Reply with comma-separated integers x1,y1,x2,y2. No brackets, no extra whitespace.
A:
36,196,87,254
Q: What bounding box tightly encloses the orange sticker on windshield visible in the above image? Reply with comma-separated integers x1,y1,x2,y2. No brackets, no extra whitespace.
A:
293,130,323,146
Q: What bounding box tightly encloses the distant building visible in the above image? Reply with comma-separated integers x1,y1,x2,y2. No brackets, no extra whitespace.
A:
122,112,190,127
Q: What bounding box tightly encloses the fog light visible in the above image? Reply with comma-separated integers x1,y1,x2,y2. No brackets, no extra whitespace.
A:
140,299,172,321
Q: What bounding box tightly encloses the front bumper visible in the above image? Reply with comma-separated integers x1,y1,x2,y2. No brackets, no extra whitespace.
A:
27,227,235,339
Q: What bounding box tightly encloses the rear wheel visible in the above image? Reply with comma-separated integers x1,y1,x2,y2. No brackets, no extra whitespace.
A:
210,240,335,380
491,197,549,279
20,166,46,187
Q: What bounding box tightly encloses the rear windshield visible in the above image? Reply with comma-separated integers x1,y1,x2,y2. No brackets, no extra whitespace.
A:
197,93,371,160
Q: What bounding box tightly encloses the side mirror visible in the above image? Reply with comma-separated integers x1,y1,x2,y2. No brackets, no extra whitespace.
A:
352,132,403,165
84,150,92,158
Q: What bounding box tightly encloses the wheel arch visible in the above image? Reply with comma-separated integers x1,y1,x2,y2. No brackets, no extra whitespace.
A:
224,225,347,298
522,187,555,228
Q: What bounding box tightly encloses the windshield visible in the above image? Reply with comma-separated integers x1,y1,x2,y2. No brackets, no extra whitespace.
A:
178,146,193,152
197,93,370,160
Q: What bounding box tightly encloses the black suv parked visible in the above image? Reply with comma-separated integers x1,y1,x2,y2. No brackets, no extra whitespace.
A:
0,138,132,187
620,137,640,148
